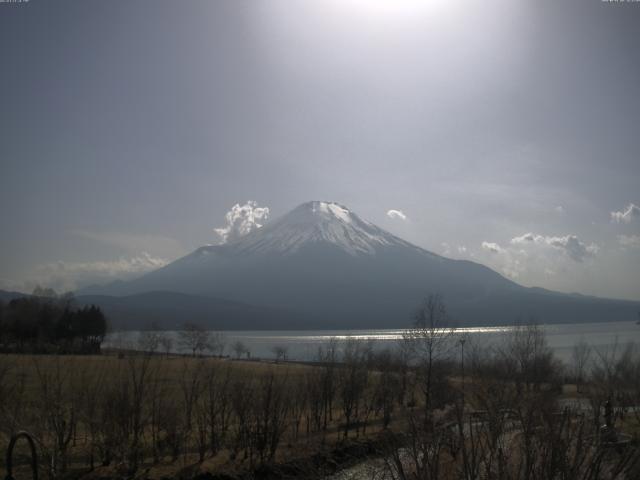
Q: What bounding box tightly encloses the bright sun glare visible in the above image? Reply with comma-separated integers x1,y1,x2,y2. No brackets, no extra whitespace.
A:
343,0,450,18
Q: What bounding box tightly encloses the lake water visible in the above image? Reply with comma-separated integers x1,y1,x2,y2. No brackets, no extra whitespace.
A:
104,321,640,364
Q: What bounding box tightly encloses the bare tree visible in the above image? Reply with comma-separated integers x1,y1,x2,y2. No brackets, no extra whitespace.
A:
251,372,291,465
402,293,454,418
32,357,78,476
372,349,400,429
338,338,369,438
232,340,248,359
208,331,226,357
304,368,325,435
317,337,338,430
77,360,108,469
588,340,635,429
499,323,558,394
179,322,211,357
138,329,161,353
177,358,206,462
230,375,255,461
158,332,174,357
0,355,25,438
572,338,592,393
147,356,171,464
125,353,155,471
271,345,288,363
203,362,233,456
288,375,308,440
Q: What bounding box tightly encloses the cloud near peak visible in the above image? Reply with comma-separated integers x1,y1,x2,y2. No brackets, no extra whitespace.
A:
214,201,270,244
611,203,640,224
386,209,407,221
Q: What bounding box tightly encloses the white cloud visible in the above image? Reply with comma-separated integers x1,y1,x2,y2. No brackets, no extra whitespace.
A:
386,209,407,221
510,232,539,244
548,235,599,262
618,234,640,248
501,258,525,279
476,231,599,282
611,203,640,224
511,232,597,262
480,242,524,278
72,230,185,258
440,243,471,259
214,201,270,244
481,241,504,254
555,206,565,214
13,252,169,293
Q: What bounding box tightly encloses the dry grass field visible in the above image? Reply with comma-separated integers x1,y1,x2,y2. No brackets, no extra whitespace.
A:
0,351,404,480
3,325,640,480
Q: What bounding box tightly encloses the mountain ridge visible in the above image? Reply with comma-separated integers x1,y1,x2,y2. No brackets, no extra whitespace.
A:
75,201,640,328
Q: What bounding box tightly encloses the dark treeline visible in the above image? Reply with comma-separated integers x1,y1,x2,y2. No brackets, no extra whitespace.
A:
0,288,107,353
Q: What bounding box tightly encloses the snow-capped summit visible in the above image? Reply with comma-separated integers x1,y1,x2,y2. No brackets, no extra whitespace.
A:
226,200,412,256
311,201,351,221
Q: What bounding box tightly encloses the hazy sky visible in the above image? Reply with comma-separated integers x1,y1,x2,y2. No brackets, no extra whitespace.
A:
1,0,639,300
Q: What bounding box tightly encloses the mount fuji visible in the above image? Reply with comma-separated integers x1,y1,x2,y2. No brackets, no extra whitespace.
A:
78,201,640,329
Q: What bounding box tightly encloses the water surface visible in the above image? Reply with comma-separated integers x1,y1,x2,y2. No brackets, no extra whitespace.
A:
104,321,640,364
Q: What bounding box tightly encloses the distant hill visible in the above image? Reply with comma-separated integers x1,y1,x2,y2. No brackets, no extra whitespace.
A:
0,289,31,303
76,201,640,329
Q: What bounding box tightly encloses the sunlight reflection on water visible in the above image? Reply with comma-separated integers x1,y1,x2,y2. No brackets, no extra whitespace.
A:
256,326,514,342
105,321,640,364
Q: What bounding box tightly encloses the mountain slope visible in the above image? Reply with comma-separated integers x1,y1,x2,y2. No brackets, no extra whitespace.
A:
80,201,640,328
75,292,318,330
0,289,316,331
